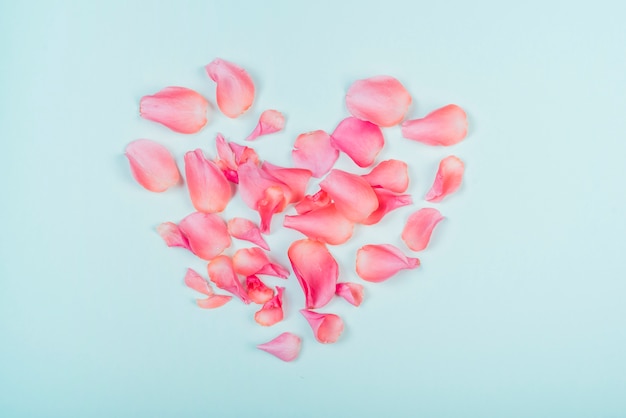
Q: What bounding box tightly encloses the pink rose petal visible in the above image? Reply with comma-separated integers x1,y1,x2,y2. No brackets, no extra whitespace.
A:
257,332,301,362
361,188,413,226
261,162,312,205
257,185,287,234
205,58,255,118
335,282,364,307
293,190,331,215
356,244,420,283
254,286,284,326
196,295,232,309
140,86,209,134
283,204,354,245
177,212,231,261
401,208,444,252
227,217,270,251
233,247,289,279
125,139,181,192
184,268,232,309
346,75,412,127
362,159,409,193
330,117,384,168
184,149,232,213
207,255,251,303
246,275,274,304
156,222,190,251
291,130,339,178
246,109,285,141
425,156,465,202
402,104,468,146
319,169,379,223
288,239,339,309
300,310,344,344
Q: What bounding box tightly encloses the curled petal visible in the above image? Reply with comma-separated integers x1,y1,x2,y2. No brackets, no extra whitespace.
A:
291,130,339,178
257,186,286,234
356,244,420,283
184,268,213,296
246,275,274,304
335,282,364,307
230,141,259,166
125,139,181,192
178,212,231,261
254,287,284,326
246,110,285,141
261,162,312,205
319,169,379,223
207,255,250,303
196,295,232,309
227,217,269,250
362,159,409,193
257,332,301,362
361,188,413,226
330,117,384,168
184,149,231,213
294,190,331,215
425,156,465,202
401,208,444,252
300,310,344,344
401,104,468,146
205,58,254,118
237,160,288,211
288,239,338,309
156,222,190,251
215,133,238,182
346,76,412,127
140,86,209,134
283,204,354,245
233,247,289,279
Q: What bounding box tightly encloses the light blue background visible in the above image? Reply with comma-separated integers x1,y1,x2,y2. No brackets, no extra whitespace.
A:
1,1,625,417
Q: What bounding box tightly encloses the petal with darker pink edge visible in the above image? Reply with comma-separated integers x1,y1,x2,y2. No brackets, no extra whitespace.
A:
425,156,465,202
288,239,338,309
246,275,274,304
233,247,289,279
125,139,181,192
205,58,255,118
140,87,209,134
330,117,384,168
207,255,250,303
283,204,354,245
319,169,379,223
361,188,413,226
300,310,344,344
356,244,420,283
362,159,409,193
335,283,364,307
254,287,284,326
293,190,331,215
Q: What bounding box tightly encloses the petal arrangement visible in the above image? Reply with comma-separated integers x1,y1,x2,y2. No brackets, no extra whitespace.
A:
127,58,470,362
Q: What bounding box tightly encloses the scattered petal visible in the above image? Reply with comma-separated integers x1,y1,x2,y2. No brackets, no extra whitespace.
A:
184,268,213,296
246,275,274,304
177,212,231,261
425,156,465,202
361,188,413,226
362,159,409,193
401,208,444,251
227,218,270,250
261,162,312,205
254,287,284,326
196,295,232,309
125,139,181,192
257,332,301,362
257,185,286,234
346,75,412,127
184,149,232,213
401,104,468,146
293,190,331,215
356,244,420,283
300,310,344,344
233,247,290,279
335,282,364,307
140,86,209,134
291,130,339,178
237,160,288,212
156,222,190,251
246,110,285,141
288,239,338,309
207,255,251,303
205,58,255,118
330,117,384,168
319,169,379,223
283,204,354,245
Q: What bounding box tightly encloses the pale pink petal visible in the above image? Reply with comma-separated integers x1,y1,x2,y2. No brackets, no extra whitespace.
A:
178,212,231,261
184,149,232,213
261,162,312,205
205,58,255,118
356,244,420,283
283,204,354,245
346,76,412,127
184,268,213,296
362,159,409,193
140,86,209,134
335,282,364,307
401,208,444,252
237,160,287,211
293,190,331,215
246,110,285,141
207,255,250,303
401,104,468,146
196,295,232,309
156,222,190,251
227,217,270,250
425,156,465,202
291,130,339,178
361,188,413,226
254,287,284,326
257,332,301,362
125,139,181,192
246,275,274,304
257,185,286,234
300,310,344,344
288,239,338,309
233,247,290,279
319,169,379,223
330,117,384,168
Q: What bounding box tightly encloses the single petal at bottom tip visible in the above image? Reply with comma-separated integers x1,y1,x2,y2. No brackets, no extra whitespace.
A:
257,332,302,361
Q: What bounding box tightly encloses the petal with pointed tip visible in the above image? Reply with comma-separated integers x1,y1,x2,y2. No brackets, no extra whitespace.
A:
205,58,254,118
361,188,413,226
125,139,181,192
140,87,209,134
335,283,364,307
362,159,409,193
227,218,270,250
402,104,468,146
330,117,384,168
425,156,465,202
184,149,231,213
300,310,344,344
233,247,289,279
245,275,274,304
291,130,339,178
257,185,286,234
401,208,444,252
356,244,420,283
319,169,379,223
184,268,213,296
156,222,190,251
178,212,231,261
254,287,284,326
346,76,412,127
283,204,354,245
288,240,338,309
207,255,250,303
196,294,232,309
294,190,331,215
246,110,285,141
257,332,301,362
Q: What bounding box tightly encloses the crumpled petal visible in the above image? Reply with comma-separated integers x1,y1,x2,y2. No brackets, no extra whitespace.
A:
319,169,379,223
283,204,354,245
207,255,250,303
227,217,270,250
257,332,301,362
177,212,231,261
361,188,413,226
330,117,384,168
233,247,289,279
300,310,344,344
184,268,232,309
293,190,331,215
237,160,288,211
156,222,190,250
261,162,312,205
425,156,465,202
184,149,231,213
291,130,339,178
335,283,364,307
288,239,338,309
140,86,209,134
214,133,239,183
401,208,444,251
205,58,254,118
362,159,409,193
246,110,285,141
125,139,181,192
356,244,420,283
245,275,274,304
346,75,412,127
254,287,284,326
257,185,286,234
401,104,468,146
